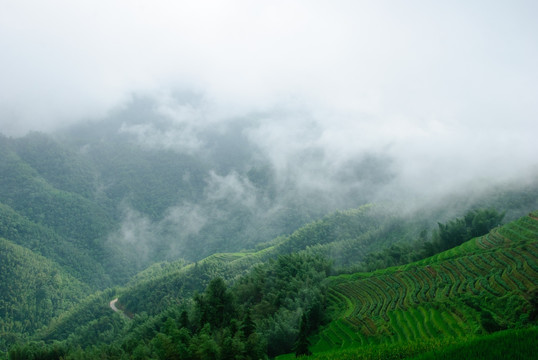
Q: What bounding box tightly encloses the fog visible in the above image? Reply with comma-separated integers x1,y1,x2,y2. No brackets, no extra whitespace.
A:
2,0,537,207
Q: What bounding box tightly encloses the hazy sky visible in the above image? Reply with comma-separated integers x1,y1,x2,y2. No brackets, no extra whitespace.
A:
1,0,537,193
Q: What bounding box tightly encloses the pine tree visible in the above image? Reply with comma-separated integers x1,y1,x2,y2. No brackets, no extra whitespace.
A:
294,313,311,357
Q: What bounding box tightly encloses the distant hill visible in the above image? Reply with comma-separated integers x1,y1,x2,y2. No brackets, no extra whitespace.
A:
0,134,122,287
1,123,537,289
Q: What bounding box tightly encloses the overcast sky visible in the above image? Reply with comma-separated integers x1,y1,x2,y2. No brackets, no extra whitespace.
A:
1,0,537,194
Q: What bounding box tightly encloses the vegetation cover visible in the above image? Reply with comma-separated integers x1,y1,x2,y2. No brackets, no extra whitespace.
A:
2,211,535,359
299,212,538,359
0,238,90,352
1,130,537,359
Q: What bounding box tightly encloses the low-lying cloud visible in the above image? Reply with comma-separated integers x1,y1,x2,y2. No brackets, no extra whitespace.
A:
109,202,209,264
1,1,537,213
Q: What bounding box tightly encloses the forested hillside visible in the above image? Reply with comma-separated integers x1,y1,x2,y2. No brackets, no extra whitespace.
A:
2,0,538,357
0,135,123,287
0,238,90,352
1,119,368,283
1,126,537,359
33,205,385,350
2,208,534,359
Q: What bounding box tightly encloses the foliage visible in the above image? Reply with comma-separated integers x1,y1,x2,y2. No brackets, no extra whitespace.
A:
434,208,505,252
0,203,111,287
235,253,330,356
1,129,538,359
27,251,330,359
360,208,506,272
194,278,236,329
295,313,313,357
0,238,90,349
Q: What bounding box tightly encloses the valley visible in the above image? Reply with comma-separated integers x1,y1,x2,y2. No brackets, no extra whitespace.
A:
1,127,537,359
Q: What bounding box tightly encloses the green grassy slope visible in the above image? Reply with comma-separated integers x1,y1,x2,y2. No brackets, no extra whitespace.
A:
410,326,538,360
278,327,538,360
302,212,538,358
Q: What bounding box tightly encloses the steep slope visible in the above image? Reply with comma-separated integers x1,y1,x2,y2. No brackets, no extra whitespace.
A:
0,135,114,246
0,238,91,350
0,135,124,286
305,212,538,358
10,132,99,199
0,203,110,287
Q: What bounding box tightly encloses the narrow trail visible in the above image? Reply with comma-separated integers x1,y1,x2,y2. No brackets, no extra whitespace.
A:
109,298,120,312
109,298,130,319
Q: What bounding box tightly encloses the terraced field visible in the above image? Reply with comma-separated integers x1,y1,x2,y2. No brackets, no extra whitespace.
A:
312,212,538,353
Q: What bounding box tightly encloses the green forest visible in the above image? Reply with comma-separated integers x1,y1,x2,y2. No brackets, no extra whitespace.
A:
0,126,537,360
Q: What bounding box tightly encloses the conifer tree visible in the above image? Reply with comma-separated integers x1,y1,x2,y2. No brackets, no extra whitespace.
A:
294,313,311,357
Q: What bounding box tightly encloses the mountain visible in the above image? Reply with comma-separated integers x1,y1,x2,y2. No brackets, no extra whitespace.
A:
0,134,120,287
1,122,538,359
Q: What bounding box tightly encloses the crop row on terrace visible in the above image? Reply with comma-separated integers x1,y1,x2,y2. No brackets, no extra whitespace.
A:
476,229,506,249
282,327,538,360
318,214,538,351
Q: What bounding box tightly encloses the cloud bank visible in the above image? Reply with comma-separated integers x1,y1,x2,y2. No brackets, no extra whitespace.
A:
1,0,537,199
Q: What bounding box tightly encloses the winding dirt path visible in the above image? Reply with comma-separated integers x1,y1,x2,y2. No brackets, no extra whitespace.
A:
109,298,120,312
109,298,130,319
